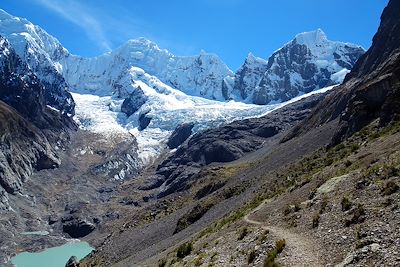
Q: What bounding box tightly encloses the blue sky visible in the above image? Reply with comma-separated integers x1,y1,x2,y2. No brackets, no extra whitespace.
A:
1,0,388,70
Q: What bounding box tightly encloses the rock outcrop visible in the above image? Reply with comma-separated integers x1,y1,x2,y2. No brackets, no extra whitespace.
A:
167,123,195,149
65,256,79,267
62,216,96,238
0,101,60,194
138,112,152,130
121,86,148,117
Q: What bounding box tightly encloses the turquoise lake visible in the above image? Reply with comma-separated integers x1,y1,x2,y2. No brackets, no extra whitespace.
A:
10,241,94,267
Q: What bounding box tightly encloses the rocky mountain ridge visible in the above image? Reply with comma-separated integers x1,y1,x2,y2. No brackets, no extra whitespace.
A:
228,29,365,104
0,9,363,107
0,36,74,210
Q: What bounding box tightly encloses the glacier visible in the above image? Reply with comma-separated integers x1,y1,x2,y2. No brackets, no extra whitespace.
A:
71,82,337,164
0,8,362,166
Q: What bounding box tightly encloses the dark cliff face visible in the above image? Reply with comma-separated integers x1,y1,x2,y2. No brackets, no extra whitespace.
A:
0,37,75,129
284,0,400,144
17,37,76,117
0,36,75,206
231,54,269,100
0,101,60,196
346,0,400,81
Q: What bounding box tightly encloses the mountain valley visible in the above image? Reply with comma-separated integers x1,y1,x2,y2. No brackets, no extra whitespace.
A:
0,1,399,267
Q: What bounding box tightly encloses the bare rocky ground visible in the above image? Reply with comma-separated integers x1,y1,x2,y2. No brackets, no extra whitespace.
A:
0,130,142,266
151,121,400,267
77,119,337,267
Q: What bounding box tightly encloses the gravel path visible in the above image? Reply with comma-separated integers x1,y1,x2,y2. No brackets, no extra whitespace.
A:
244,199,324,267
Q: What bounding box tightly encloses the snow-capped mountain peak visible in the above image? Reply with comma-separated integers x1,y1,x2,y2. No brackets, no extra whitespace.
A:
244,52,267,65
232,29,365,104
0,9,74,114
0,8,366,168
294,28,328,47
0,9,67,61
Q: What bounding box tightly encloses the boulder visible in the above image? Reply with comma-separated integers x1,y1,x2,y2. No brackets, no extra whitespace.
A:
65,256,79,267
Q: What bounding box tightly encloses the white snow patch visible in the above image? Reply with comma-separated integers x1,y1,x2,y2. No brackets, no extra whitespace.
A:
331,69,350,84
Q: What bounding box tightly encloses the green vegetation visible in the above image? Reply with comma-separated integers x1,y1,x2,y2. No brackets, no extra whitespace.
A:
258,230,269,244
185,120,400,266
177,242,193,259
158,258,167,267
264,239,286,267
195,122,381,240
193,254,204,266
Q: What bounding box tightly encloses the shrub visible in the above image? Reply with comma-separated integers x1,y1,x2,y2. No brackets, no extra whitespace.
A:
275,239,286,253
382,165,399,178
177,242,193,259
381,180,399,195
319,197,328,214
264,239,286,267
324,158,334,167
238,227,249,240
341,196,352,212
345,204,366,227
312,214,320,228
194,255,204,266
158,258,167,267
259,230,269,243
350,144,360,153
248,250,256,264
